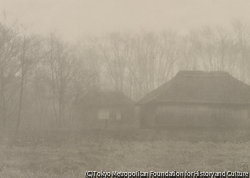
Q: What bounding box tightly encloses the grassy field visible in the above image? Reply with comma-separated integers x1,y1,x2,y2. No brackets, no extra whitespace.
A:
0,129,249,177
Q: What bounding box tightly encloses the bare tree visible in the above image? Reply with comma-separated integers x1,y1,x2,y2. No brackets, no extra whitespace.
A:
15,31,43,136
0,21,20,140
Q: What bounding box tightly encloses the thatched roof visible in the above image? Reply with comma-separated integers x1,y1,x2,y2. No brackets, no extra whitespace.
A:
138,70,250,105
79,90,135,107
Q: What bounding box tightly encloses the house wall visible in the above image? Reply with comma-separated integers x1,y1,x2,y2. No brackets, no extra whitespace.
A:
140,105,157,128
140,103,250,129
74,105,136,130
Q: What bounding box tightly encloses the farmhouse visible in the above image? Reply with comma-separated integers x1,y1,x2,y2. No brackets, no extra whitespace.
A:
75,90,136,129
137,70,250,129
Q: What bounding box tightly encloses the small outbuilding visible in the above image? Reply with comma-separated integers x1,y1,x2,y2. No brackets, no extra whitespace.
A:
137,70,250,129
75,90,136,129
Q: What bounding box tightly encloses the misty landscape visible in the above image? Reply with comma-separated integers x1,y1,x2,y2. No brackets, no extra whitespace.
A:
0,0,250,177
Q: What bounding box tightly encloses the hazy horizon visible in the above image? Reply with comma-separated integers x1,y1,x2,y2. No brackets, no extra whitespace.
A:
1,0,250,41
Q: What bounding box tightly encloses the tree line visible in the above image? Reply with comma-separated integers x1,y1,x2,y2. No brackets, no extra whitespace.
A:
0,19,250,137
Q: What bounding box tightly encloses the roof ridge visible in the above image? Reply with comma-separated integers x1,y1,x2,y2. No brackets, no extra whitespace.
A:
183,74,229,77
178,70,229,76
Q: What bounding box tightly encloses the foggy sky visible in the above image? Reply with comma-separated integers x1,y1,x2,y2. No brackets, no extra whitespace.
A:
1,0,250,41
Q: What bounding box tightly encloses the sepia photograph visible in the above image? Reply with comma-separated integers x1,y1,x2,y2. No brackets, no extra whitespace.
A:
0,0,250,177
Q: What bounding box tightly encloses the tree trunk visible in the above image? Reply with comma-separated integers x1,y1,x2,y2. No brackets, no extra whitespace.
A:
15,72,24,137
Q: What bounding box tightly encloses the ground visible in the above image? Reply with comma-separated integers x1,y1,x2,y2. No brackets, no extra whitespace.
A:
0,129,249,177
